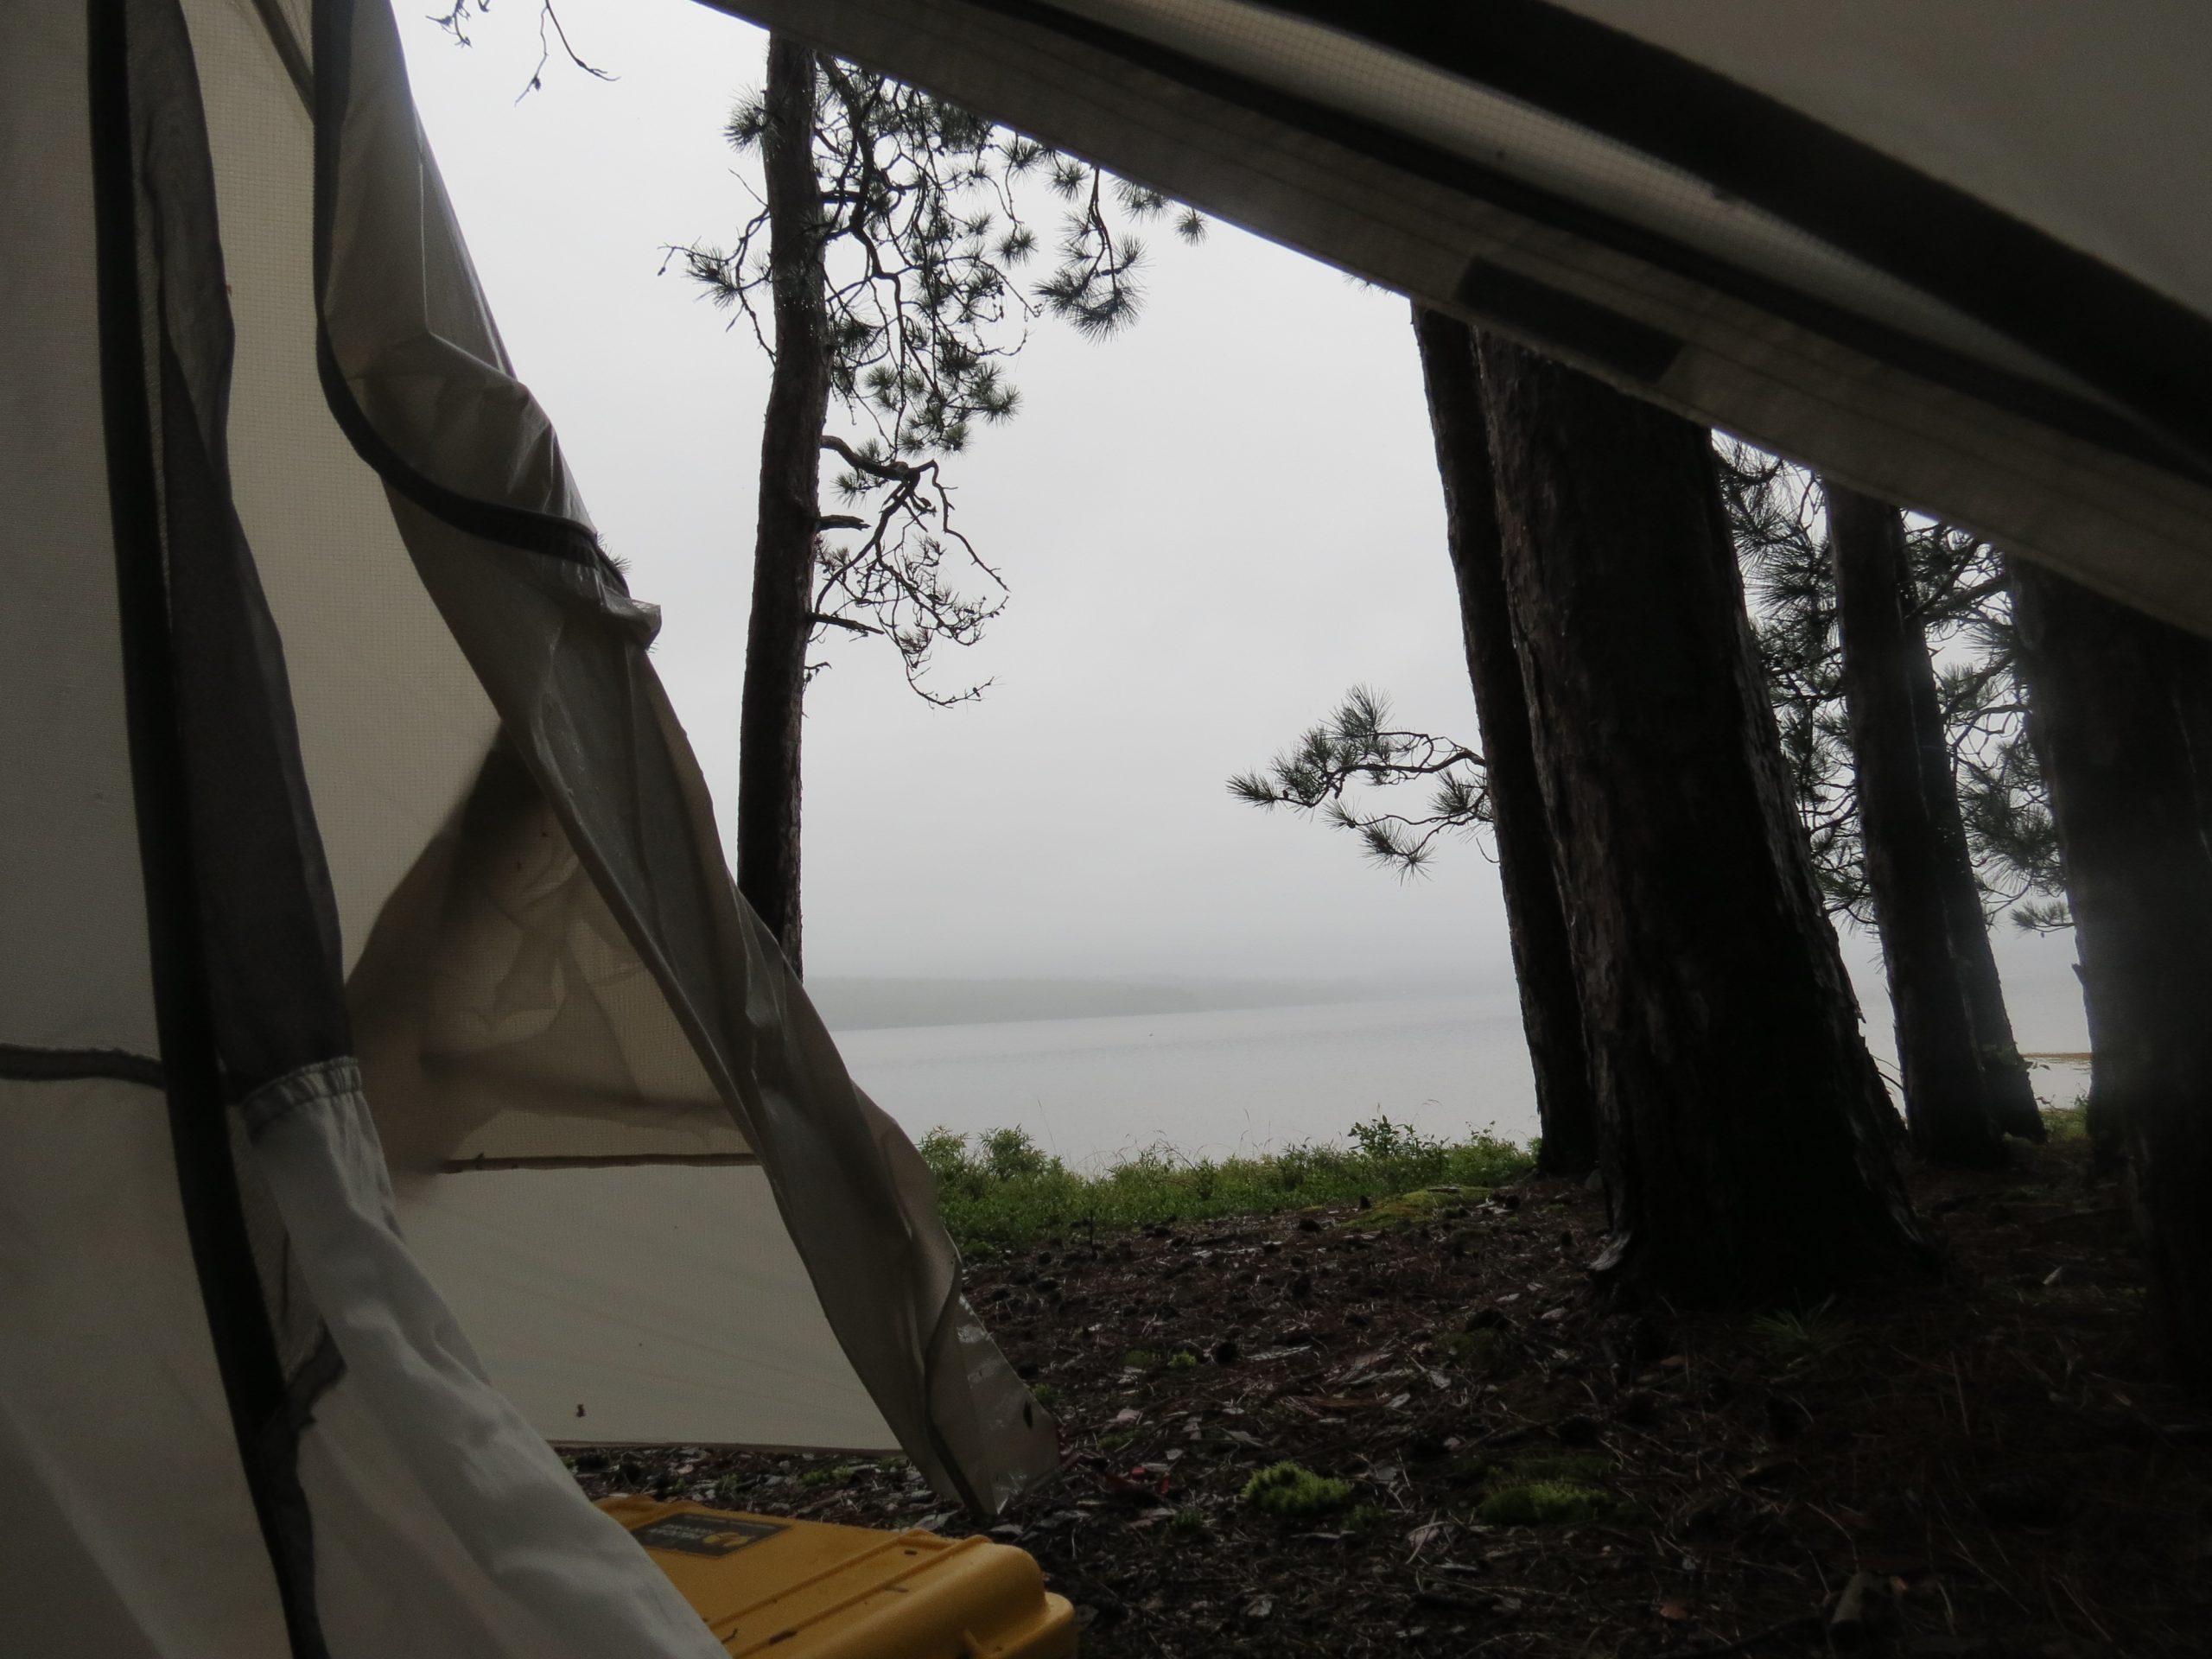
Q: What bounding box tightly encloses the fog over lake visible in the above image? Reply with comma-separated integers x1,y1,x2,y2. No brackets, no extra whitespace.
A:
818,973,2093,1168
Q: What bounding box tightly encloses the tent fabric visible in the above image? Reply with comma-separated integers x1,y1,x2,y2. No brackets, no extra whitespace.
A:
302,0,1054,1504
245,1062,726,1658
0,1076,288,1658
7,0,1055,1653
393,1162,896,1448
1,4,157,1066
709,0,2212,639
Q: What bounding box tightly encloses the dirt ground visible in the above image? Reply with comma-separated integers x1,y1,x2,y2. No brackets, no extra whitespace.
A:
567,1137,2212,1656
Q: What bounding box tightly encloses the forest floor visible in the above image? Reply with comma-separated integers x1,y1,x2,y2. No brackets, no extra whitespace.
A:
566,1126,2212,1656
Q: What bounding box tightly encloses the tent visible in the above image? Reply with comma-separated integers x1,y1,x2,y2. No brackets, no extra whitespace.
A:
6,1,2208,1656
5,2,1052,1656
713,0,2212,639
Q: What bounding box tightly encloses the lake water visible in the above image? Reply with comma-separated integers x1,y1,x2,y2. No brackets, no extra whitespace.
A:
832,994,2095,1169
836,994,1540,1168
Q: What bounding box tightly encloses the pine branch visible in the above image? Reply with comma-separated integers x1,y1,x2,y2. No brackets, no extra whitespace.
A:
1230,687,1491,877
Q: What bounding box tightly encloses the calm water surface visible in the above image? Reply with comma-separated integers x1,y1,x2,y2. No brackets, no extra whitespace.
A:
833,994,2095,1170
836,994,1538,1168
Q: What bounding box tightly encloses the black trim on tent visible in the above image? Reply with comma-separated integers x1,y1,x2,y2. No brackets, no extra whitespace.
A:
1262,0,2212,474
0,1044,165,1089
90,3,333,1653
826,0,2201,484
1456,260,1679,386
309,0,624,582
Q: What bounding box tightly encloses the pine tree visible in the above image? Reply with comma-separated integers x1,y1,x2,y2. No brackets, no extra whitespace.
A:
1475,336,1931,1304
1718,447,2066,933
677,41,1199,972
1821,480,2041,1161
2009,563,2212,1390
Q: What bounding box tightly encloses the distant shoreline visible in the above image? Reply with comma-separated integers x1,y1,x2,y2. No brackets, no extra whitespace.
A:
807,974,1497,1033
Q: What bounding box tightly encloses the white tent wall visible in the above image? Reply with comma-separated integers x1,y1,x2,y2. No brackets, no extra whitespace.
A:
706,0,2212,639
2,7,280,1648
1,4,157,1062
1558,0,2209,319
395,1163,894,1447
0,1077,289,1657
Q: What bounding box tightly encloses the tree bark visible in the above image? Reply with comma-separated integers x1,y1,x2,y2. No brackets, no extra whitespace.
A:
1410,307,1599,1177
735,38,830,976
1824,483,2040,1162
2009,559,2212,1390
1475,337,1932,1304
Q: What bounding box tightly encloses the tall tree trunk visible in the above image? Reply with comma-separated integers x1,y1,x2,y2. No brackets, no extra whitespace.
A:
735,38,830,976
1411,307,1599,1177
1475,338,1932,1304
2010,560,2212,1390
1824,483,2040,1162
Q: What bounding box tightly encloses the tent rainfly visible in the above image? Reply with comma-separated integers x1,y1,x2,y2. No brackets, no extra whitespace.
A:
719,0,2212,639
7,0,2210,1656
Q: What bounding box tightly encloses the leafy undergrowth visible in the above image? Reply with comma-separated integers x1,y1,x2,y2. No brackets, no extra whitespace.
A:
916,1116,1533,1253
568,1121,2212,1656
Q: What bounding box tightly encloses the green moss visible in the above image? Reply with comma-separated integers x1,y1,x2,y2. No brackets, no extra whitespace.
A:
1029,1382,1058,1406
1122,1350,1160,1372
1477,1480,1613,1525
1166,1351,1199,1372
1367,1188,1448,1229
798,1464,855,1489
1502,1451,1613,1484
1169,1507,1208,1536
1243,1461,1354,1517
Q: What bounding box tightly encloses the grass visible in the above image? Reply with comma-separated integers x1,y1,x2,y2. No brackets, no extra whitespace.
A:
1750,1300,1851,1363
2042,1100,2091,1143
918,1116,1535,1253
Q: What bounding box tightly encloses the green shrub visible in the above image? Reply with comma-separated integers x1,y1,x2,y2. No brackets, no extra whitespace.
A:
982,1126,1055,1180
1243,1461,1353,1517
915,1121,1533,1253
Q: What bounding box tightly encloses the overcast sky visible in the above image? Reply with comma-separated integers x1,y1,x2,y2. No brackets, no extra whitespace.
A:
396,1,2088,1048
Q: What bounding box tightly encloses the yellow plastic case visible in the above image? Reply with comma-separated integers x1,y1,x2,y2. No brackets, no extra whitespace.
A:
599,1496,1077,1659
